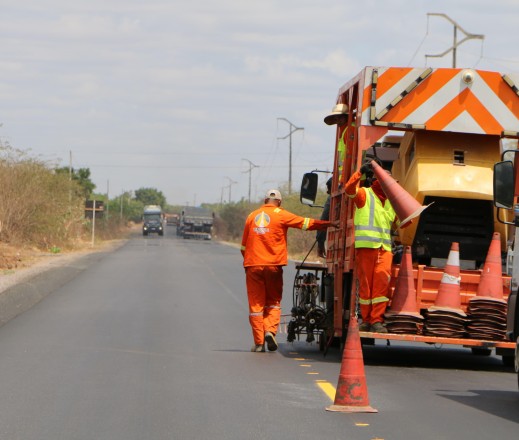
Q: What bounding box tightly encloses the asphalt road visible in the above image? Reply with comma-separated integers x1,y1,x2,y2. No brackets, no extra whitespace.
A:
0,226,517,440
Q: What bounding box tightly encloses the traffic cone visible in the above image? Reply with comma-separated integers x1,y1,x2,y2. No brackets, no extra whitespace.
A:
472,232,506,303
371,160,430,228
429,242,466,316
385,246,423,319
326,316,377,413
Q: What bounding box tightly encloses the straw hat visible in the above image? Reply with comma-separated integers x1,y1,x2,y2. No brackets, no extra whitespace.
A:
324,103,349,126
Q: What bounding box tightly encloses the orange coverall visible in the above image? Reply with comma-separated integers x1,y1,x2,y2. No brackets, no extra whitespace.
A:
346,171,396,325
241,203,332,345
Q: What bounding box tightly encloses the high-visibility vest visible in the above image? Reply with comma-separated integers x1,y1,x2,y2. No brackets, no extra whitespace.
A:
354,188,395,251
337,130,346,180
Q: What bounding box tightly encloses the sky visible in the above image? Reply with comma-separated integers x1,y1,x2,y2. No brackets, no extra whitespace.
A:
2,0,519,206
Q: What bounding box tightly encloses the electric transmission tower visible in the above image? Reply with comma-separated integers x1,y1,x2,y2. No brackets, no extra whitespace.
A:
425,13,484,68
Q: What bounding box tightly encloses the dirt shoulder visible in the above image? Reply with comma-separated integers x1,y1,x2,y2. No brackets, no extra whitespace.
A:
0,239,127,295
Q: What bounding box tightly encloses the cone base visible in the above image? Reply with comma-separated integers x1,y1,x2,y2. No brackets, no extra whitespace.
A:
469,296,507,305
326,404,378,413
428,306,467,317
385,311,424,319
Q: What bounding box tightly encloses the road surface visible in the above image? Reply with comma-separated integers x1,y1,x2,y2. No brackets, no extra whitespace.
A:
0,226,516,439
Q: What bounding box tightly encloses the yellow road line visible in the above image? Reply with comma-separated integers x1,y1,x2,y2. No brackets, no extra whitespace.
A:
315,380,336,402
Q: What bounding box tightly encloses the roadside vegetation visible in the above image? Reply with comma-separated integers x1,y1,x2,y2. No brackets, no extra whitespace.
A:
0,140,328,268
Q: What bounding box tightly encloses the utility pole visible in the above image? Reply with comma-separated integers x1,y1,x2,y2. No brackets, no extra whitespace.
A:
242,158,259,203
425,13,484,68
69,150,72,204
277,118,304,194
106,179,109,219
120,189,124,221
225,176,237,203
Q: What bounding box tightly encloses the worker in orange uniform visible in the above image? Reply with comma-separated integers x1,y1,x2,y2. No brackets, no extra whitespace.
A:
345,162,398,333
241,189,339,352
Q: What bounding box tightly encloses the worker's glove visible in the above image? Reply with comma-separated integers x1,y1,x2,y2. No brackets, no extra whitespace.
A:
360,162,372,175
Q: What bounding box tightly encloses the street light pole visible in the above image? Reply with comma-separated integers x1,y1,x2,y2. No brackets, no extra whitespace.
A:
277,118,304,194
242,158,259,203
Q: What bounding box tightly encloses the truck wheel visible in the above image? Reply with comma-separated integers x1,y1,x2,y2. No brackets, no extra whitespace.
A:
515,337,519,389
471,347,492,356
159,231,164,236
143,231,148,236
502,354,514,368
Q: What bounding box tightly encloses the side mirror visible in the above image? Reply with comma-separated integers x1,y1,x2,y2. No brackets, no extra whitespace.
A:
300,172,318,205
494,160,515,209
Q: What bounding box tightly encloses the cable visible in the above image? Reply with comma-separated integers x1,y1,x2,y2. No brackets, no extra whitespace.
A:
408,15,430,67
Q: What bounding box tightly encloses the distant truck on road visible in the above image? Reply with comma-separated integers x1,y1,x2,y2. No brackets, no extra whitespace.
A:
142,205,164,236
178,207,213,240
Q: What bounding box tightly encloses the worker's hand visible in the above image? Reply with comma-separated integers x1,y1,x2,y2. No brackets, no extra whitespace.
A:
330,220,340,228
360,162,372,175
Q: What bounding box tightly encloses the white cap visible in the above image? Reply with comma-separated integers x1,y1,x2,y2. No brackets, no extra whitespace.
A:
265,189,282,201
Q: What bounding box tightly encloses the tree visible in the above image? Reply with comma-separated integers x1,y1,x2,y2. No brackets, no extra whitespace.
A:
134,187,166,207
55,166,96,199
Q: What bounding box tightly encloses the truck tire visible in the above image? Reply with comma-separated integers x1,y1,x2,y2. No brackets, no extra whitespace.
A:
515,337,519,389
143,231,148,236
502,354,514,368
471,347,492,356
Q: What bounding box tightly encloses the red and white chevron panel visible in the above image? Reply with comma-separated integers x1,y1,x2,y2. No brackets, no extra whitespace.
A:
360,67,519,135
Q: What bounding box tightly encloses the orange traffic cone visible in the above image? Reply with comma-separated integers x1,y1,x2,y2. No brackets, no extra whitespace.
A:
473,232,506,303
386,246,423,319
326,316,377,413
429,242,466,316
371,161,430,228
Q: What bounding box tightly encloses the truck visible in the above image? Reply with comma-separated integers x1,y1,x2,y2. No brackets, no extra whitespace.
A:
494,159,519,386
293,66,519,369
178,207,213,240
142,205,164,236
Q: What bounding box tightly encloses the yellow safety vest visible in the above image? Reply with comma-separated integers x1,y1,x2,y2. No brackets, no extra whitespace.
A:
354,188,395,251
337,130,346,180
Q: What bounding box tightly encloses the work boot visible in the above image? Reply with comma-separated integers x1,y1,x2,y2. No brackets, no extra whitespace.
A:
371,322,388,333
359,322,371,332
265,332,278,351
251,344,265,352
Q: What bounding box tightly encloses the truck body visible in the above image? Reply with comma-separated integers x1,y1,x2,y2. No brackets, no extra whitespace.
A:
295,67,519,366
178,207,213,240
142,205,164,236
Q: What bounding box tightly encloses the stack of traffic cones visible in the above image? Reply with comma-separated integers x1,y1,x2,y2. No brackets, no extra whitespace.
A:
424,242,468,338
467,232,508,340
326,316,377,413
384,246,424,334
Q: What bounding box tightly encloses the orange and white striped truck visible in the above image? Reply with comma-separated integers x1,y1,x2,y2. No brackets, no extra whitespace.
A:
293,67,519,375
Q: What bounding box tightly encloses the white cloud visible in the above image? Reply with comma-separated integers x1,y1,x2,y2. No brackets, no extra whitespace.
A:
1,0,519,205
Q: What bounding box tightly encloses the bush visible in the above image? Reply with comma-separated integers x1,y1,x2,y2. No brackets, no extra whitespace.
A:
0,144,85,249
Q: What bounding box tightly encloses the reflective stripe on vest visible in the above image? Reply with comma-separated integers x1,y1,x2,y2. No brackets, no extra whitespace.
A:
354,189,393,250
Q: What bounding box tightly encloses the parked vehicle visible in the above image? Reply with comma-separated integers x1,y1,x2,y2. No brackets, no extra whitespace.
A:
294,66,519,366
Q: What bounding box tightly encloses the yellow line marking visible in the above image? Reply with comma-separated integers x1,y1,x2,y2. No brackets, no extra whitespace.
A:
299,364,312,367
315,380,336,402
355,423,370,427
294,357,306,361
307,372,319,375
